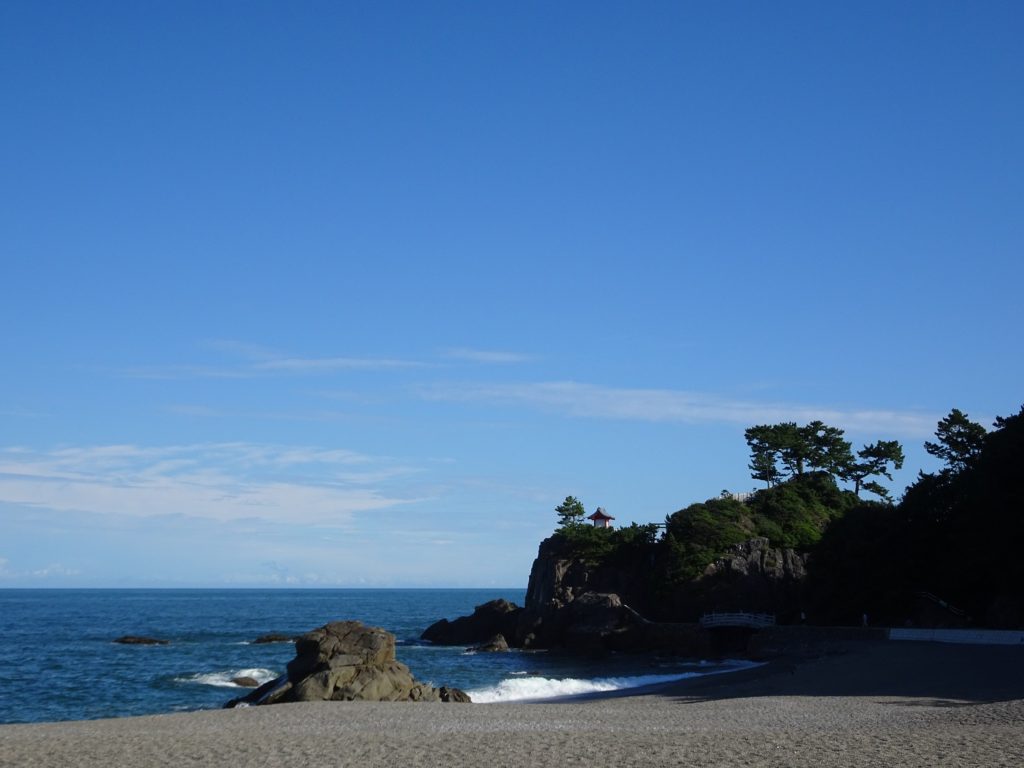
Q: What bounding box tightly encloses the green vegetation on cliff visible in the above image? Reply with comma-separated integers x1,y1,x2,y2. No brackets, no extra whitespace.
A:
662,472,874,585
549,405,1024,627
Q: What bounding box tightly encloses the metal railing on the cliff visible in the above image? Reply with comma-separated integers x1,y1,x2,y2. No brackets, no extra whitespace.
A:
699,612,777,629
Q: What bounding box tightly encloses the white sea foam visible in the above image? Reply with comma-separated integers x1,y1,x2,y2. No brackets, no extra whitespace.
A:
176,668,278,688
466,661,764,703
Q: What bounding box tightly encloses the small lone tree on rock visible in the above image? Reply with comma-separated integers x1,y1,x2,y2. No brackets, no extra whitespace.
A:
555,495,586,529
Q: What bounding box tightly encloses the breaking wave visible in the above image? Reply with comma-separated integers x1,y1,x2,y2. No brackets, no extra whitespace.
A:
466,661,763,703
175,668,278,688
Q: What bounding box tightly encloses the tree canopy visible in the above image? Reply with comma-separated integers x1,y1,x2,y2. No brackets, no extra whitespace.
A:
923,408,987,475
554,495,586,529
745,420,901,501
840,440,905,500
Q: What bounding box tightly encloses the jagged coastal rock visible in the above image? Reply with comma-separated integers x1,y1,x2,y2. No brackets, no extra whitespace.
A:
468,634,510,653
225,620,470,708
421,598,521,645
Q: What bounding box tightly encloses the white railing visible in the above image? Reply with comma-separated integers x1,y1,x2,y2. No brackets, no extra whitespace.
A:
889,628,1024,645
699,612,776,629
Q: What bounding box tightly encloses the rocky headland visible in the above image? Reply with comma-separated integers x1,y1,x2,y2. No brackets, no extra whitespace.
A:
422,534,807,655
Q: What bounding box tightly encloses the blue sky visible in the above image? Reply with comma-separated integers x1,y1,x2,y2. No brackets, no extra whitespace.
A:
1,1,1021,587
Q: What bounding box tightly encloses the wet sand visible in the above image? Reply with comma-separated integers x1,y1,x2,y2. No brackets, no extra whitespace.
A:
1,641,1022,767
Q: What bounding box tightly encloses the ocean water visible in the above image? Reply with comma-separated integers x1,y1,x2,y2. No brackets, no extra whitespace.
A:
0,589,753,724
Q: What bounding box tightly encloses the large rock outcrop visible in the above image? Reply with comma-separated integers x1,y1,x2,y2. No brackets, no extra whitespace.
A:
421,599,522,645
422,533,809,654
226,620,470,708
417,529,813,657
523,535,652,614
514,536,654,651
521,534,808,628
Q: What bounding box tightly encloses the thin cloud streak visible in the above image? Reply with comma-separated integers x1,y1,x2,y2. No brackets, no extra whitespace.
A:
253,356,424,372
0,556,80,581
442,347,533,364
117,340,426,380
119,340,531,380
0,443,423,526
421,381,939,437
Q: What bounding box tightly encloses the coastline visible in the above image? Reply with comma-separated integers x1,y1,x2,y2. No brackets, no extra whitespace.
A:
2,641,1022,767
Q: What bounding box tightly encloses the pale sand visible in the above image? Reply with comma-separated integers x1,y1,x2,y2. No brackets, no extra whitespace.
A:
2,641,1022,768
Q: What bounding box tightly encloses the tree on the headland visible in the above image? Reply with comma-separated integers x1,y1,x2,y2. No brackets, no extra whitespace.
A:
802,421,854,476
923,408,987,475
745,420,854,484
841,440,905,500
744,424,786,487
770,422,807,477
555,496,586,528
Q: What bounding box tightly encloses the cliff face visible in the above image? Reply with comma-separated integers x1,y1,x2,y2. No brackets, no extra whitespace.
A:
523,535,808,633
420,534,809,653
523,536,651,612
671,537,808,620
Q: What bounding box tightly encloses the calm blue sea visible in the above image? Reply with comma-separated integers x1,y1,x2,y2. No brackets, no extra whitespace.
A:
0,589,750,724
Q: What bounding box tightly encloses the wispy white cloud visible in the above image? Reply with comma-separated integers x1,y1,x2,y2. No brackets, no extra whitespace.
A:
30,563,81,578
442,347,533,364
121,340,531,380
118,364,258,380
252,356,423,372
420,381,939,437
122,360,422,379
164,404,363,424
0,443,424,526
0,556,80,581
119,340,425,379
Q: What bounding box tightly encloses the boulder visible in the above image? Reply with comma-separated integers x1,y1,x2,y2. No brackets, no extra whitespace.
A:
231,676,260,688
468,634,509,653
114,636,169,646
438,686,472,703
225,620,470,708
421,599,522,645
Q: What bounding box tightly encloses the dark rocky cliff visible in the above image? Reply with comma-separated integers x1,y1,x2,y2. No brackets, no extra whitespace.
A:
666,537,808,622
518,534,807,647
422,534,809,653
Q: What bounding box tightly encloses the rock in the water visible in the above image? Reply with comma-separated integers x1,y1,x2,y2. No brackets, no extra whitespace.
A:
421,599,522,645
225,620,470,708
468,634,509,653
252,633,294,644
231,676,260,688
438,686,472,703
114,636,169,646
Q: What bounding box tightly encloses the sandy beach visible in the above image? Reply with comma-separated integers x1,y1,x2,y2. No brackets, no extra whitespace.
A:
2,641,1022,768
